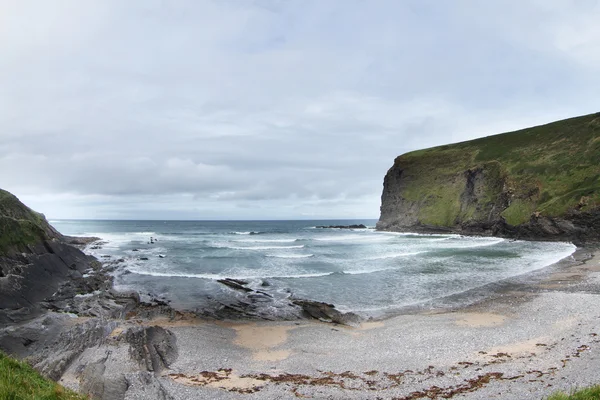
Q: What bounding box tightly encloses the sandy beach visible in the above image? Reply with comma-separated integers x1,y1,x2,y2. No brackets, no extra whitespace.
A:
56,247,600,399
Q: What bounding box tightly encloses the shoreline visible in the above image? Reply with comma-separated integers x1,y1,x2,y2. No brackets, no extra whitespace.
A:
152,246,600,398
4,231,598,399
94,230,581,320
103,234,583,323
72,244,597,399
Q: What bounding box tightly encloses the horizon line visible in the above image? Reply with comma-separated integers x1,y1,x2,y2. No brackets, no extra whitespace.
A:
48,217,380,222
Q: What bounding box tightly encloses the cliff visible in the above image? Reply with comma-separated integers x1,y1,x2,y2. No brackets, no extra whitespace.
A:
0,189,176,398
377,112,600,243
0,189,100,324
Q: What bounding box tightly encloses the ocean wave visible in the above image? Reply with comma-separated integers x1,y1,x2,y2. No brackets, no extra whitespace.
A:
229,231,264,235
229,245,305,250
266,253,314,259
234,238,298,243
340,267,400,275
373,231,460,238
367,251,426,260
442,238,505,249
126,269,331,280
324,267,398,276
314,234,391,242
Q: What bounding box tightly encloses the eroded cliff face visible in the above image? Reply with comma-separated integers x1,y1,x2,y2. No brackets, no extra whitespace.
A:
377,113,600,243
0,189,100,324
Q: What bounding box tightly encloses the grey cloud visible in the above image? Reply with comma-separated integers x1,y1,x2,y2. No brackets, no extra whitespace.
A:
1,0,599,219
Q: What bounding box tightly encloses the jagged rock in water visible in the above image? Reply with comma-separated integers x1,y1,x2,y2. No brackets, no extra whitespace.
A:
217,278,253,292
316,224,367,229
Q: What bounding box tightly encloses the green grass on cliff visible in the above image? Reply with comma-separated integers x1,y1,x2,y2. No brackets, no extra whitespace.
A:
0,189,56,255
394,112,600,227
547,385,600,400
0,352,86,400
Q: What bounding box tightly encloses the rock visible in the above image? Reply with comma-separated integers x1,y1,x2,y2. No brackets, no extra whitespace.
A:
125,326,178,374
316,224,367,229
292,299,362,326
19,316,120,381
217,278,253,292
0,239,100,325
80,358,129,400
64,236,101,248
126,371,174,400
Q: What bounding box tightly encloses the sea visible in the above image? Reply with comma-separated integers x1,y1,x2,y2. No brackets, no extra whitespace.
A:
51,219,577,318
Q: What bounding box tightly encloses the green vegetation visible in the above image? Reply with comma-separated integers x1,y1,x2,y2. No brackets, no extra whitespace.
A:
0,189,57,255
392,112,600,227
547,385,600,399
0,351,86,400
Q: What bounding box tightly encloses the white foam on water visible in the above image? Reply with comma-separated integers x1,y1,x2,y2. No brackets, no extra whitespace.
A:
516,242,576,273
373,231,461,239
440,238,506,249
266,253,314,259
340,267,399,275
234,238,298,243
314,234,391,242
126,269,331,280
224,245,305,250
366,251,426,260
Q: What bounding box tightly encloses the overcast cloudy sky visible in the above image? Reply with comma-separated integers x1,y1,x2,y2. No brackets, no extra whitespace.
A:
1,0,599,220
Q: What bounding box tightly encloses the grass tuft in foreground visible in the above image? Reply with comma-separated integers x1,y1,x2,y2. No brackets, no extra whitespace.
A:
0,351,86,400
548,385,600,400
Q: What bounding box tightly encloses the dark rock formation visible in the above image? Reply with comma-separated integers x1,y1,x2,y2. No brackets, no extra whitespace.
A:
0,191,105,324
377,113,600,243
292,300,362,326
125,326,178,374
80,358,129,400
213,278,362,325
217,278,253,292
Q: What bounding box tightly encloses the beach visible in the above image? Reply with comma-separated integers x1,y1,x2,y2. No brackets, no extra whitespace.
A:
56,247,600,399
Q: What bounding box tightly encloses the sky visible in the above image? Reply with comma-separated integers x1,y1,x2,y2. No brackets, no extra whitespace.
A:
1,0,599,220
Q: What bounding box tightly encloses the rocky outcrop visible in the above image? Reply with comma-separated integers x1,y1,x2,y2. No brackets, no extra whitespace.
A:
126,326,178,374
292,300,362,326
0,189,114,325
316,224,368,229
212,278,363,325
377,113,600,243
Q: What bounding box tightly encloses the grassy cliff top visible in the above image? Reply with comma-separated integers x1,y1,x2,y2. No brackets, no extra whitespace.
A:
0,189,60,255
0,351,86,400
392,112,600,226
